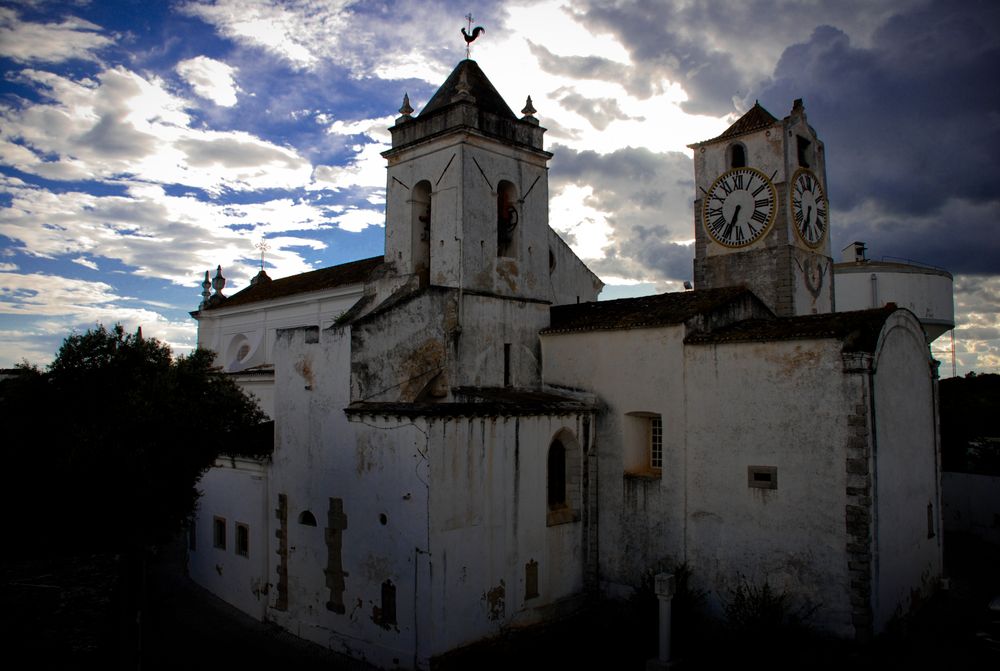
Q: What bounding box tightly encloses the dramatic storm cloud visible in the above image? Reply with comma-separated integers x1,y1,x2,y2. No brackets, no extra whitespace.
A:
0,0,997,374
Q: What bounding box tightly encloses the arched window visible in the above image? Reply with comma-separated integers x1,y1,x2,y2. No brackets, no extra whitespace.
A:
546,430,581,526
796,135,812,168
411,181,432,286
298,510,317,526
497,180,518,257
547,439,566,509
730,143,747,168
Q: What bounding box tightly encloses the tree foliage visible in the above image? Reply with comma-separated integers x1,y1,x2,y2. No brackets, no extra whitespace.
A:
940,372,1000,475
1,324,265,556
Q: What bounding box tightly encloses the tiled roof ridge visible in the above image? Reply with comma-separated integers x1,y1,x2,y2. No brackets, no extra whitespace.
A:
201,256,383,311
419,59,516,119
690,101,779,147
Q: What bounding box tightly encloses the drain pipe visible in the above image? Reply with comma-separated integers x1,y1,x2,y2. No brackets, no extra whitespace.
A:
650,572,676,668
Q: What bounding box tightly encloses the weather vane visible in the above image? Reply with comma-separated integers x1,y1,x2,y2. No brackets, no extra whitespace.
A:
255,239,270,271
461,13,485,58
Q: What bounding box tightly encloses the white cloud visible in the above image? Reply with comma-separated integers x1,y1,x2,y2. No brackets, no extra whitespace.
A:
176,56,240,107
72,257,99,270
179,0,353,69
0,263,18,272
0,7,112,64
0,271,198,366
0,179,331,287
2,66,311,193
549,184,613,260
331,207,384,233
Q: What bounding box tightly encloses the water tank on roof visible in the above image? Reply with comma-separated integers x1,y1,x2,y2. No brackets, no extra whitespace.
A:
833,242,954,342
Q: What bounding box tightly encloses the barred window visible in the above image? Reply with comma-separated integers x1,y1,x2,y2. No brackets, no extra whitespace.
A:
649,416,663,471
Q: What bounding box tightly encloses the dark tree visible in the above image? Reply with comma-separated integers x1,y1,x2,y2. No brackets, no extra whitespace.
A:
1,324,266,556
939,372,1000,475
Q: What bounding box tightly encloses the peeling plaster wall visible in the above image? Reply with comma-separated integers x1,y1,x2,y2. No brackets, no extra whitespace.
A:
541,326,688,593
189,457,270,621
271,325,431,669
351,289,552,403
546,227,603,305
384,131,554,301
454,294,550,389
683,338,857,637
195,286,365,415
422,413,591,658
871,312,942,631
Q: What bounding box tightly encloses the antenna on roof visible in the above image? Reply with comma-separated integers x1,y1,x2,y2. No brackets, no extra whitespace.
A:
461,13,485,59
255,239,270,271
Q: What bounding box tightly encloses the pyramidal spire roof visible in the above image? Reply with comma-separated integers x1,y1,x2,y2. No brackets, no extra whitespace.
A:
419,59,515,118
690,101,779,147
385,59,546,154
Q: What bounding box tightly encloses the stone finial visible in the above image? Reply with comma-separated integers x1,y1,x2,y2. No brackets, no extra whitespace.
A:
200,270,212,306
250,269,271,286
452,68,474,102
398,93,414,121
521,95,539,125
211,265,226,296
792,98,805,117
522,96,536,117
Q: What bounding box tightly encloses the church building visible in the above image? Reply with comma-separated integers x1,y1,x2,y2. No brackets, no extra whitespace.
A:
189,59,943,669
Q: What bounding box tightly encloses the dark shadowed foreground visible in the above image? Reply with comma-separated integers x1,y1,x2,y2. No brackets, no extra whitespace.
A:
3,532,997,670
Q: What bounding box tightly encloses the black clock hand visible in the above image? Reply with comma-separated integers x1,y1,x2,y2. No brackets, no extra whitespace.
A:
725,204,742,240
802,205,812,234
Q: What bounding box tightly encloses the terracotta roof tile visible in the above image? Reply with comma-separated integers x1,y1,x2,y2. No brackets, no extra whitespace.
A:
201,256,383,311
685,306,898,352
541,287,755,334
419,59,515,119
690,102,779,147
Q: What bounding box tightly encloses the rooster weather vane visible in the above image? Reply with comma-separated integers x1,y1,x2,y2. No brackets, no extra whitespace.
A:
461,13,485,58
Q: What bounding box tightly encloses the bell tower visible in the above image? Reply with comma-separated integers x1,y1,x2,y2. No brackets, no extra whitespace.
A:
381,60,553,301
689,100,834,316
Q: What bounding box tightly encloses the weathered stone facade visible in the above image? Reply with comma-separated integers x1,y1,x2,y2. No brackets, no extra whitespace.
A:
188,60,944,669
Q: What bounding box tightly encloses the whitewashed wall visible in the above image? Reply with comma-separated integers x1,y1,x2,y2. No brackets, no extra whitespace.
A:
423,414,590,658
683,337,858,636
270,324,430,669
541,326,688,595
871,311,942,630
189,457,270,620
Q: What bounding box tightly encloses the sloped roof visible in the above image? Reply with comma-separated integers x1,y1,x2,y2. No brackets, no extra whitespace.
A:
541,287,755,335
201,256,383,311
690,101,779,147
685,305,898,352
344,387,594,418
419,59,516,119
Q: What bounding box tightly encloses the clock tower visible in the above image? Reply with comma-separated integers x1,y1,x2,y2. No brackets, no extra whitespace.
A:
689,99,834,316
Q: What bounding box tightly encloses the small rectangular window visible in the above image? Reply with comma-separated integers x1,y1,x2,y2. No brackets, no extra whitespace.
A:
748,465,778,490
797,135,811,167
649,416,663,471
503,343,511,387
213,516,227,550
525,559,539,600
236,522,250,557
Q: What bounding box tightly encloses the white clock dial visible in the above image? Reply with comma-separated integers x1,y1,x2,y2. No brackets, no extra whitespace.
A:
791,168,828,247
702,167,777,248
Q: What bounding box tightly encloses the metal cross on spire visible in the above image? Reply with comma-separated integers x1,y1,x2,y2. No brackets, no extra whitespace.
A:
255,239,270,271
461,13,485,58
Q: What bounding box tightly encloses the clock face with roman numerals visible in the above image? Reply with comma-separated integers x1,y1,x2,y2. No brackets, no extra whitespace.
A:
790,168,828,248
702,167,777,248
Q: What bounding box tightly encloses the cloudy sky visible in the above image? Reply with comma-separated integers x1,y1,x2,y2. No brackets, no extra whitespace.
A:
1,0,997,375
